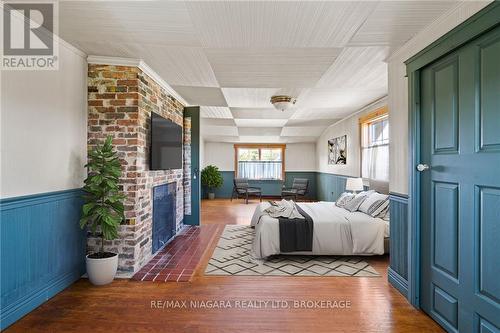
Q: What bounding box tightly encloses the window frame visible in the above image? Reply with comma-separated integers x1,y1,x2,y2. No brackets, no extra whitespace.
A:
359,106,389,181
234,144,286,180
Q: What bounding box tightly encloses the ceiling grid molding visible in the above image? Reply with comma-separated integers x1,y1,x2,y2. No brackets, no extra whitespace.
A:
87,55,189,106
59,1,470,143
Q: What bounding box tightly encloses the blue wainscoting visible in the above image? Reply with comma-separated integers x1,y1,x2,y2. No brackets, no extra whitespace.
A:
388,193,409,298
204,171,317,200
0,189,86,330
316,172,354,202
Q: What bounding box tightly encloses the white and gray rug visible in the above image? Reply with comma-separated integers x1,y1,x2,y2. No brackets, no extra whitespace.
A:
204,225,380,277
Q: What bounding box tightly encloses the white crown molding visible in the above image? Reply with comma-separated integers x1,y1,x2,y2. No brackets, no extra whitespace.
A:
86,55,189,106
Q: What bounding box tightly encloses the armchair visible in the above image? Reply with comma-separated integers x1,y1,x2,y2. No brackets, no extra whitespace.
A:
281,178,309,201
231,178,262,204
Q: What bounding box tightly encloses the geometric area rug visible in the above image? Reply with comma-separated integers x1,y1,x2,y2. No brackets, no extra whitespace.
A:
204,225,380,277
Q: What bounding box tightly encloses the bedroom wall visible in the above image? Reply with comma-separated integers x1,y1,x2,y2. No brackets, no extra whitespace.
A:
1,46,87,198
0,40,87,329
201,142,317,198
315,97,388,201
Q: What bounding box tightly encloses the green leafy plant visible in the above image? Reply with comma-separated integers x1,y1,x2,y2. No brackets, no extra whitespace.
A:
201,165,223,192
80,135,126,255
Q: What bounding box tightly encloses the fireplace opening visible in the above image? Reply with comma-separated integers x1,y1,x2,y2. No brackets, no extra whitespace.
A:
152,182,176,253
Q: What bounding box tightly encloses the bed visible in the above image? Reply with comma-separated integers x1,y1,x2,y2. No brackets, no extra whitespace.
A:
250,180,390,259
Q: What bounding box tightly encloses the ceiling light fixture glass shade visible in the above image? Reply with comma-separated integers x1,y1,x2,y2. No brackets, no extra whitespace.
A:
270,95,296,111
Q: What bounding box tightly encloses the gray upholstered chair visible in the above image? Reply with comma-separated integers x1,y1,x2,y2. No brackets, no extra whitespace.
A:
281,178,309,201
231,178,262,204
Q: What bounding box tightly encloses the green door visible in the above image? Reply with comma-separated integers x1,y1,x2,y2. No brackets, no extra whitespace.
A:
183,106,200,225
419,26,500,332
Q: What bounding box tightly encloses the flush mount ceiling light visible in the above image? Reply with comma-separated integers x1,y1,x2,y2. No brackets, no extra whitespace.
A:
270,95,296,112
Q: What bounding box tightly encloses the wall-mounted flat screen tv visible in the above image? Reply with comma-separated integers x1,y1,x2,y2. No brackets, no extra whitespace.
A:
150,112,182,170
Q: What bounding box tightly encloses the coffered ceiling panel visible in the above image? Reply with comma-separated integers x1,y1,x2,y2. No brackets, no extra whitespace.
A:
200,107,233,119
316,47,389,90
206,48,341,88
222,88,297,108
238,127,283,136
186,1,377,48
60,1,200,47
348,1,459,46
171,87,227,107
230,108,296,120
234,119,289,128
68,41,218,88
58,0,464,144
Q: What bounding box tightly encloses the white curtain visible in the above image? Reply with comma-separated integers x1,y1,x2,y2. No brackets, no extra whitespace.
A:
362,145,389,181
238,161,282,180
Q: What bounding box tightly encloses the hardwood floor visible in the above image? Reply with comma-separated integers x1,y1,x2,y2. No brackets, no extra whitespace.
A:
6,199,443,333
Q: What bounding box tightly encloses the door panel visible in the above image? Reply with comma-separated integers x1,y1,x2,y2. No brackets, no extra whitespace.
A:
420,26,500,333
477,187,500,306
433,182,459,279
479,35,500,151
433,57,459,153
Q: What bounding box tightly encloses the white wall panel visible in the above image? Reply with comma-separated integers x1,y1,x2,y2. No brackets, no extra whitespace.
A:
1,42,87,198
316,98,387,177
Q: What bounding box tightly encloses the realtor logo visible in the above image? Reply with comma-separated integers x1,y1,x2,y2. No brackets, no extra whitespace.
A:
1,1,59,70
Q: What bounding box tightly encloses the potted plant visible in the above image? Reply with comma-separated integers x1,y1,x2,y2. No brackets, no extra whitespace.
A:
80,135,126,285
201,165,223,200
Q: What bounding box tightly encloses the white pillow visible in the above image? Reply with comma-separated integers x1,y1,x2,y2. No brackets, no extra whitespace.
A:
344,191,374,212
335,192,354,208
358,192,389,215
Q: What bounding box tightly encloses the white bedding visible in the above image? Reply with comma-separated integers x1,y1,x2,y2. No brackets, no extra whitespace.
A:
251,201,389,259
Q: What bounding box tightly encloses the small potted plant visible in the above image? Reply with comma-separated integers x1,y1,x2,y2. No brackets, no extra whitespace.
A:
80,135,126,285
201,165,223,200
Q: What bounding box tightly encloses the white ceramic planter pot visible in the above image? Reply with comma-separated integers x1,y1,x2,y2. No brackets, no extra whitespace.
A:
86,253,118,285
208,192,215,200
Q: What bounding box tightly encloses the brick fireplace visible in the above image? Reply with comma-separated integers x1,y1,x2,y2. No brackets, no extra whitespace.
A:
86,63,190,274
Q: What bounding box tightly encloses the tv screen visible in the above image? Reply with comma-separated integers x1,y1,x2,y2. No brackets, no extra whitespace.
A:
150,112,183,170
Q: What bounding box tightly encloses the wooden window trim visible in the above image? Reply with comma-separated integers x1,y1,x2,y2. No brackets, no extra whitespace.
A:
359,106,388,178
234,144,286,180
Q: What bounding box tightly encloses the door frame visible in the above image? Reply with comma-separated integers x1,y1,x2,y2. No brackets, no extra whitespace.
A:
406,3,500,308
183,106,200,226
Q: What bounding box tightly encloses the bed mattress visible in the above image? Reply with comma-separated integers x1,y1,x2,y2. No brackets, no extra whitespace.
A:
251,201,389,259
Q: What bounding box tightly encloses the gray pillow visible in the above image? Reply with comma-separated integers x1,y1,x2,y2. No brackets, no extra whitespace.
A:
370,199,389,217
336,192,354,208
358,192,389,215
344,191,373,212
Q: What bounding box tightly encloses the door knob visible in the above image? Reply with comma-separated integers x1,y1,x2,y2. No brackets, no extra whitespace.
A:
416,164,430,172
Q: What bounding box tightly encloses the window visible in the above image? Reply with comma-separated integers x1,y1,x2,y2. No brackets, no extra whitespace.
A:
234,144,285,180
360,107,389,181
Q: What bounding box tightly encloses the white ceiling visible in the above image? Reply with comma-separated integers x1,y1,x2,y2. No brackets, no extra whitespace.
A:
59,1,461,143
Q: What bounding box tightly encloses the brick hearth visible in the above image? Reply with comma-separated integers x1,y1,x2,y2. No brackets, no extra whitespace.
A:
131,225,218,282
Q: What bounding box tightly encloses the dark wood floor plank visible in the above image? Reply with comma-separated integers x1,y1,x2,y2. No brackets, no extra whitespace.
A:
5,199,443,333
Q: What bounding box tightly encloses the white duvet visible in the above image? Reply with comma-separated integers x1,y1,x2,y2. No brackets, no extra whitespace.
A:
250,201,389,259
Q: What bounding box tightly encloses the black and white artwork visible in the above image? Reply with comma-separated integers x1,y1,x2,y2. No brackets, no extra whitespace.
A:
328,135,347,165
